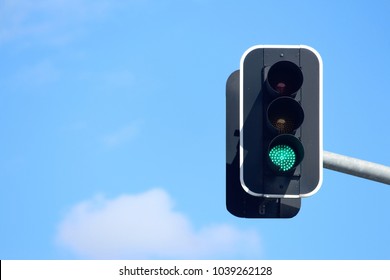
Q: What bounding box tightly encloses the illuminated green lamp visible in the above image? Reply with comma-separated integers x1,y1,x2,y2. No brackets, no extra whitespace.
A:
268,134,304,173
269,144,296,172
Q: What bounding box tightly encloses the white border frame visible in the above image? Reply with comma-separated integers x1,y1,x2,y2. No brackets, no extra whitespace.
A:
239,45,323,198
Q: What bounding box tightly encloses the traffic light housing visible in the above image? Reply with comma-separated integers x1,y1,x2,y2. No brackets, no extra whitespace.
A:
226,45,322,218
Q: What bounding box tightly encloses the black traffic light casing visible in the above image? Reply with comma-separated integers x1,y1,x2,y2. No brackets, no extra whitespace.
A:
240,45,323,198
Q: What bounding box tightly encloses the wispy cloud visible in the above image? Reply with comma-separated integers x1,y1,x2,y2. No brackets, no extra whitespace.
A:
0,0,113,45
102,121,141,147
0,59,61,91
79,69,136,93
18,60,60,86
103,70,135,89
55,188,261,259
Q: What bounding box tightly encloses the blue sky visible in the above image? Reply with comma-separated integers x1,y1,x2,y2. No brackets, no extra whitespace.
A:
0,0,389,259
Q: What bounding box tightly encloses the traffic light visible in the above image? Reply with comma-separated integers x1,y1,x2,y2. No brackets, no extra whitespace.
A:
226,45,322,218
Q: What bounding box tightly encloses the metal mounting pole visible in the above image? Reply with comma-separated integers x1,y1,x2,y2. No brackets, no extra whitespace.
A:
323,151,390,185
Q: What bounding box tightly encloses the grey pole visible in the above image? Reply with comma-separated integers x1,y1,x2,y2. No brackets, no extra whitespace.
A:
323,151,390,185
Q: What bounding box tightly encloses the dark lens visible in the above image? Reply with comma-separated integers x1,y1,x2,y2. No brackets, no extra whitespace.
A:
266,61,303,97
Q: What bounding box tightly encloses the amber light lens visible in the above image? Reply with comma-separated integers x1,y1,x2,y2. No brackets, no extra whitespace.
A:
267,97,304,134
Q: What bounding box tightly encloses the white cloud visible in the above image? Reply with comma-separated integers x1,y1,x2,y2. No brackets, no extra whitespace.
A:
55,188,261,259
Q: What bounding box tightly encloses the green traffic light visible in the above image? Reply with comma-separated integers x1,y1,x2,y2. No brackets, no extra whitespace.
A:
268,144,296,172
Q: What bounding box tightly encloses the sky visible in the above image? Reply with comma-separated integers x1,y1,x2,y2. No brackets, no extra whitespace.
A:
0,0,389,260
